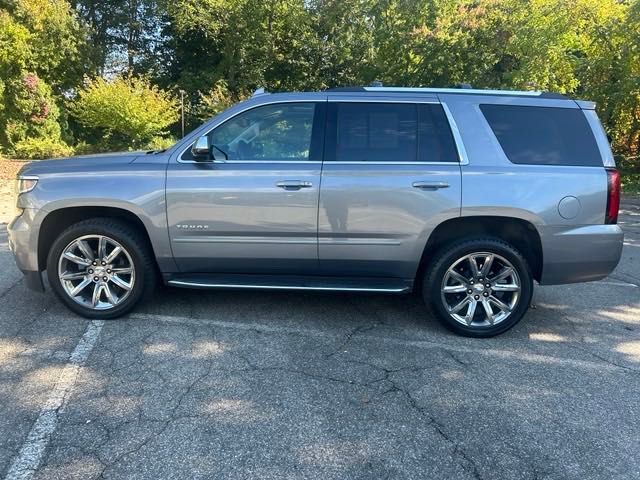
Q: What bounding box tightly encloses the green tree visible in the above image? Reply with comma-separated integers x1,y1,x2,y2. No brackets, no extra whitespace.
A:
69,75,178,151
0,0,85,158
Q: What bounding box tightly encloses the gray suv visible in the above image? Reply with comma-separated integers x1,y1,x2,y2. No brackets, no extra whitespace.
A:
8,87,624,337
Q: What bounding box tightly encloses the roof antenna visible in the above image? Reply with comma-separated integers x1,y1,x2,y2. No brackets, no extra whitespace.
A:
252,87,267,97
453,83,473,89
369,80,383,87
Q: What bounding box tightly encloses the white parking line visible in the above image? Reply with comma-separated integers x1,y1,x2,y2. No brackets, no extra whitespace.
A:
5,320,104,480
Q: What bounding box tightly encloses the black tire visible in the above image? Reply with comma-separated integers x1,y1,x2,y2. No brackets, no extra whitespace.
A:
422,237,533,337
46,218,157,319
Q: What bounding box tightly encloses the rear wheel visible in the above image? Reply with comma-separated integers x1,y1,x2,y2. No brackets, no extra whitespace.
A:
47,218,156,319
423,238,533,337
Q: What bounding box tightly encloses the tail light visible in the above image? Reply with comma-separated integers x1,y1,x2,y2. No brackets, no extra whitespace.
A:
605,168,620,224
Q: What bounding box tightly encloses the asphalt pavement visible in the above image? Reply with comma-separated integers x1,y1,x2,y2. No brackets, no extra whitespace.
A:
0,201,638,480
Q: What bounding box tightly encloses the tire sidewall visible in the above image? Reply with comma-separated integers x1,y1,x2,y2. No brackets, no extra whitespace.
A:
46,220,150,319
424,238,533,337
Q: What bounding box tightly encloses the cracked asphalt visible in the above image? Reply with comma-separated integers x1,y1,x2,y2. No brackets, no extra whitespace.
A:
1,200,639,480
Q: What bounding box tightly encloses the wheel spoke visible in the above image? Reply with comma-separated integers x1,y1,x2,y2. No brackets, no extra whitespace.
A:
443,284,468,293
468,256,480,277
448,270,469,287
110,267,132,275
449,297,470,314
60,271,87,281
491,283,519,292
104,246,122,264
69,277,92,296
111,274,132,291
480,254,494,276
91,283,103,307
490,267,514,283
103,283,117,305
481,299,496,324
98,236,108,260
489,295,512,313
76,240,94,262
464,300,478,325
63,252,92,266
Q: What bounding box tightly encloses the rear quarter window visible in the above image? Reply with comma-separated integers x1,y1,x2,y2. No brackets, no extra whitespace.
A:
480,104,602,167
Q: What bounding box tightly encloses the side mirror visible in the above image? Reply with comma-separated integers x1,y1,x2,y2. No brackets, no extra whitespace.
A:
191,135,211,161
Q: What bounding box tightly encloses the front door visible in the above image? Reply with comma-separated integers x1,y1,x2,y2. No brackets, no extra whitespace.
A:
166,101,326,274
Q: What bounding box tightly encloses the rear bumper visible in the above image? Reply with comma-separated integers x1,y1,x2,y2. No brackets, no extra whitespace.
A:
540,224,624,285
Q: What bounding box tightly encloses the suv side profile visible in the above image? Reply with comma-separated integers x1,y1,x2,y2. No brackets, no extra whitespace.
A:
8,87,623,337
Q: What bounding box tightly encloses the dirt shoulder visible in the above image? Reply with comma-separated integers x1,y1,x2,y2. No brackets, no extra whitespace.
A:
0,160,28,224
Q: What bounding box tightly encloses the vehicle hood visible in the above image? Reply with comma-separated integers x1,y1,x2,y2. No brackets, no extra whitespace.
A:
18,151,147,177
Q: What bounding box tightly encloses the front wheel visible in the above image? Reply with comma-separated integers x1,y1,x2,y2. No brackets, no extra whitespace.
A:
47,218,156,319
423,238,533,337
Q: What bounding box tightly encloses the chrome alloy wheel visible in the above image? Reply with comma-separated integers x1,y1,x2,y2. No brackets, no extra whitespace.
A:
57,235,135,310
440,252,521,327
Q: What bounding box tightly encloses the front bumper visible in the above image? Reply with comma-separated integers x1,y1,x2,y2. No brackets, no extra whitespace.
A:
8,208,44,291
540,224,624,285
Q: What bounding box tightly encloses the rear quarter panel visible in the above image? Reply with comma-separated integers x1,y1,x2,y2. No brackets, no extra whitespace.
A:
441,94,620,284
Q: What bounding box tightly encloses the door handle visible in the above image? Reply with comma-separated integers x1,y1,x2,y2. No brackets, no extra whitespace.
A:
276,180,313,190
412,181,450,190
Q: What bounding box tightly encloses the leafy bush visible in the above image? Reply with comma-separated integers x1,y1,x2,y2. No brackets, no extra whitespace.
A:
69,75,178,151
195,81,247,122
13,136,73,159
145,136,177,151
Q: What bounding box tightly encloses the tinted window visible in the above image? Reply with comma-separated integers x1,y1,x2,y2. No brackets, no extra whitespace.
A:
210,103,317,161
326,103,458,162
418,104,459,162
332,103,417,162
480,104,602,166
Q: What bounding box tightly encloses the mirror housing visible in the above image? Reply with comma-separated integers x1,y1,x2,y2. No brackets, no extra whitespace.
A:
191,135,211,161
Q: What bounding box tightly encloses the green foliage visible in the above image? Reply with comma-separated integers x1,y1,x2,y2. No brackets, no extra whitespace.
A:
0,0,640,168
0,0,82,158
13,136,74,159
195,81,247,122
69,75,178,150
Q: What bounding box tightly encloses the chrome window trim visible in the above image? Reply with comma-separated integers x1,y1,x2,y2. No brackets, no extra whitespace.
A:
177,159,322,165
177,99,325,164
178,98,468,166
441,102,470,166
326,161,460,166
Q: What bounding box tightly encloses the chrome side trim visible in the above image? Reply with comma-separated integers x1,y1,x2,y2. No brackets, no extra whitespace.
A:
441,102,470,166
168,280,410,293
173,236,317,244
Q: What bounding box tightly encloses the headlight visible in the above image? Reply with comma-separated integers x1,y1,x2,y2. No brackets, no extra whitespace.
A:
16,176,38,195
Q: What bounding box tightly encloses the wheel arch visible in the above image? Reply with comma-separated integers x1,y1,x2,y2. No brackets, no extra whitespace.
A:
37,206,157,272
417,216,543,285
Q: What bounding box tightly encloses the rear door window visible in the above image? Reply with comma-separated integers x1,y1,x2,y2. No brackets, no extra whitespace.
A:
326,102,459,163
480,104,602,166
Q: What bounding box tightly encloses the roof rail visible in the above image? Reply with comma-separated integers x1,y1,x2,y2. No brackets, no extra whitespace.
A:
325,86,566,98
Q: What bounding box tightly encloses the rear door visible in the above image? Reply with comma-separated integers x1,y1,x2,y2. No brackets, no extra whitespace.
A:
166,101,326,274
318,98,462,280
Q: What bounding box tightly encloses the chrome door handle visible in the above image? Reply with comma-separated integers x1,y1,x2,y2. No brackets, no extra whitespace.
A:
276,180,313,190
412,181,450,190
